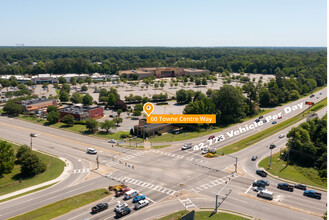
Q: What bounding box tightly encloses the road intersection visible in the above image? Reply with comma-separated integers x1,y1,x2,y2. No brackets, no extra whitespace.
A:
0,88,326,220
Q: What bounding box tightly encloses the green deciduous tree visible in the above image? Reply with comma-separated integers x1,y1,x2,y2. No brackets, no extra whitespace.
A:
59,91,69,102
3,101,23,115
47,111,60,124
0,141,15,176
47,105,58,113
101,119,116,133
70,92,82,103
86,118,99,133
82,93,93,106
20,153,46,176
62,114,75,126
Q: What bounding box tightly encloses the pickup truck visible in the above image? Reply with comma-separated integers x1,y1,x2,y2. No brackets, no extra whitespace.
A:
277,183,294,192
303,190,321,199
115,187,130,197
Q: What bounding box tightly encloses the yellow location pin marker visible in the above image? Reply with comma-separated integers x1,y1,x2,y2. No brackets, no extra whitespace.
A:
143,102,154,117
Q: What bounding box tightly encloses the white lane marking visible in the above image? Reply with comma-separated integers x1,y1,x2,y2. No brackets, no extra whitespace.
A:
245,184,252,194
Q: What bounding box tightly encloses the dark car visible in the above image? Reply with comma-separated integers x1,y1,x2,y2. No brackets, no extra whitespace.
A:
272,121,277,124
277,183,294,192
256,169,267,177
91,203,108,213
253,179,269,187
115,207,131,217
269,144,276,149
251,156,258,161
263,119,267,123
255,119,260,123
294,184,307,190
259,115,263,119
310,94,315,98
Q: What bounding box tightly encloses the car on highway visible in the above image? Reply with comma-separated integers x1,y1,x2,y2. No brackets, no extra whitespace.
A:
115,206,131,217
304,190,321,200
279,134,285,138
87,148,97,154
251,156,258,161
253,186,265,192
253,179,269,187
181,143,192,150
255,119,260,123
256,169,267,177
208,135,215,140
277,183,294,192
294,184,307,190
272,121,277,124
269,144,276,149
278,116,282,119
259,115,263,119
91,203,108,214
320,93,322,95
134,199,149,210
201,148,209,154
257,190,273,200
114,203,128,211
133,195,146,203
310,94,315,98
263,119,267,123
108,139,117,143
30,133,38,137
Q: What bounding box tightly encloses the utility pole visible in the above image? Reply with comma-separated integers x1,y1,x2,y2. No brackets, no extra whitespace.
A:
96,155,99,169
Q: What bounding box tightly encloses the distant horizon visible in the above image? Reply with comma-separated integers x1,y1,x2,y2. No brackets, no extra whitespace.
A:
0,0,325,47
0,45,326,48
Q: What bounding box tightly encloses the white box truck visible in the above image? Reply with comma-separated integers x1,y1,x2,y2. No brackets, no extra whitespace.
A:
124,189,139,200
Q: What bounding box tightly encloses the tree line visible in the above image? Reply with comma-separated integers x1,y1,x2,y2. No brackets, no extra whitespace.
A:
0,47,326,86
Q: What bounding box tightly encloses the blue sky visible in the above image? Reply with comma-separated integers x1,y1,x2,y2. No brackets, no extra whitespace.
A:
0,0,326,46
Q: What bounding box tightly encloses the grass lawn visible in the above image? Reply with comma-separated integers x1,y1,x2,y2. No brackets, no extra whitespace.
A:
0,142,65,196
259,152,327,189
151,109,275,143
218,98,327,155
9,188,110,220
159,210,249,220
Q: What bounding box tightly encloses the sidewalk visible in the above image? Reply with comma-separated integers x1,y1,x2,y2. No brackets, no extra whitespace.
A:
0,157,73,201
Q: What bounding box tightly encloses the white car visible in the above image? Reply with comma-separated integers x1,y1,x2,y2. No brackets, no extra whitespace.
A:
87,148,97,154
279,134,285,138
108,139,117,144
253,186,265,192
114,203,128,211
134,199,149,210
201,148,208,154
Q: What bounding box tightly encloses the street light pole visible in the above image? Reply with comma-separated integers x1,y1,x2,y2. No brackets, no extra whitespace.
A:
30,136,33,149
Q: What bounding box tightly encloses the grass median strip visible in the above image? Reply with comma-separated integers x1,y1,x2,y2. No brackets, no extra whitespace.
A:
218,98,327,155
0,182,58,203
9,188,110,220
159,210,250,220
259,152,326,189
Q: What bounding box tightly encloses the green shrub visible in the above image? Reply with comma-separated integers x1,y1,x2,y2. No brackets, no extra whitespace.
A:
74,120,86,125
120,133,128,138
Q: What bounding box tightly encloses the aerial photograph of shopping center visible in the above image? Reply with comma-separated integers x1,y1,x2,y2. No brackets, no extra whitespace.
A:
0,1,327,220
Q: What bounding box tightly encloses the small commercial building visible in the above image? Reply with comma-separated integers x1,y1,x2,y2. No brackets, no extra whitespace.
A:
134,118,176,137
59,105,104,121
19,98,57,112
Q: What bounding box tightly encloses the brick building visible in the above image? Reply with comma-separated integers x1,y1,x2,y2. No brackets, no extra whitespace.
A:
134,118,176,137
19,98,57,113
59,105,104,121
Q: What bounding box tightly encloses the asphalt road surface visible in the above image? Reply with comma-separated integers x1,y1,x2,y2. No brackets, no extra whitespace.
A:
0,88,326,220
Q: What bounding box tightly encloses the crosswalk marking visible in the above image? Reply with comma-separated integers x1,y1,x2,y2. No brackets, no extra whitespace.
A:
72,168,90,174
150,149,206,163
190,174,238,192
178,197,197,209
106,173,176,195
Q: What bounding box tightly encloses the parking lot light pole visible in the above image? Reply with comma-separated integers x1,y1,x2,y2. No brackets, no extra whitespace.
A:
30,133,36,150
269,148,273,169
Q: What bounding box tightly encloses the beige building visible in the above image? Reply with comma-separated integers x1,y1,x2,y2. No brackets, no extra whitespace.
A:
119,67,210,79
